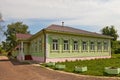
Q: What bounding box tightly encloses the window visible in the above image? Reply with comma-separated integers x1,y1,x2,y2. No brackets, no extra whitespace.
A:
35,41,37,52
64,40,69,50
73,41,78,50
103,42,108,51
39,39,42,51
31,43,34,52
90,42,95,51
97,42,102,51
52,39,58,50
82,41,87,51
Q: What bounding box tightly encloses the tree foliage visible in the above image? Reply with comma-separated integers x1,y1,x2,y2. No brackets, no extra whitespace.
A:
4,22,30,51
101,25,119,41
101,26,120,54
111,41,120,54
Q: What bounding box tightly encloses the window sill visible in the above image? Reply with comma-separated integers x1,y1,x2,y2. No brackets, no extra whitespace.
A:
51,50,59,52
90,50,95,52
72,50,79,52
62,50,70,52
103,50,109,52
97,50,102,52
81,50,88,52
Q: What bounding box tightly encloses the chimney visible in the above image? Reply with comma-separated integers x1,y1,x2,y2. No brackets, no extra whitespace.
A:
62,22,64,26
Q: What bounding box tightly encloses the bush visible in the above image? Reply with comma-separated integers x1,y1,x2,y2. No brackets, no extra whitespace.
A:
112,41,120,54
115,48,120,54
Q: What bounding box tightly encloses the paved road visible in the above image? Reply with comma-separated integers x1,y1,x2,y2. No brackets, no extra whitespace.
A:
0,56,119,80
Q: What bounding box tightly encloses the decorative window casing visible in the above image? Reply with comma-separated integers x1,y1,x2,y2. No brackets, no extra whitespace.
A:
39,39,42,52
31,43,34,53
35,41,37,52
33,41,35,52
82,41,87,51
90,42,95,51
64,40,69,50
103,42,108,51
52,39,58,50
97,42,102,51
73,41,78,50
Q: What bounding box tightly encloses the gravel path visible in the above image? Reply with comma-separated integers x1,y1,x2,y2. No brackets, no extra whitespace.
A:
0,56,119,80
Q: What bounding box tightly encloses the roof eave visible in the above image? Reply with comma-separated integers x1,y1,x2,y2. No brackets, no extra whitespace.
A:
45,29,113,39
28,29,45,41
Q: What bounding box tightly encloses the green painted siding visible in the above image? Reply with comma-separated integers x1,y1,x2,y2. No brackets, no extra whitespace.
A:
29,33,45,57
47,33,111,58
49,52,109,58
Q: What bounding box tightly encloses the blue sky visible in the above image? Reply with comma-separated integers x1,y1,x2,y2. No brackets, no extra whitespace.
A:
4,18,99,34
0,0,120,41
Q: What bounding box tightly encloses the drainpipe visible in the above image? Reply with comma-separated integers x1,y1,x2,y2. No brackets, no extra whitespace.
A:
43,29,46,63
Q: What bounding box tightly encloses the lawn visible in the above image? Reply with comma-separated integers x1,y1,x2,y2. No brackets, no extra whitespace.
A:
0,52,8,56
44,54,120,77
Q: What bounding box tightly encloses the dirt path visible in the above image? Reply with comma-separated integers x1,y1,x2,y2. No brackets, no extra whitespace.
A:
0,56,119,80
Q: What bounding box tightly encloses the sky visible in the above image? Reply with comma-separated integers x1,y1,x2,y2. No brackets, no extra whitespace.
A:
0,0,120,41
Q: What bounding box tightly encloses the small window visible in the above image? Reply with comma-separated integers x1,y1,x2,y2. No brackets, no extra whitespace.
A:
73,41,78,50
35,41,37,52
39,39,42,51
97,42,102,51
90,42,95,51
82,41,87,51
104,42,108,51
64,40,69,50
31,43,34,52
52,39,58,50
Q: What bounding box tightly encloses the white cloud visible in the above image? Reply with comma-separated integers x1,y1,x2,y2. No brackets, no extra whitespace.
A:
0,0,120,39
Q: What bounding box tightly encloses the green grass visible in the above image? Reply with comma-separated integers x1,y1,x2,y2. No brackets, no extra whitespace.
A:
0,52,8,56
43,54,120,77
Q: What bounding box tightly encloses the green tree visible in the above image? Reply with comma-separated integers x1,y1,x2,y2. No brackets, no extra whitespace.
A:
101,26,120,53
101,25,119,41
4,22,30,51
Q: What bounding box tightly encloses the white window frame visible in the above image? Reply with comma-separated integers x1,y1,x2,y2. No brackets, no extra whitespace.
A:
52,39,58,50
39,39,42,52
35,41,37,52
90,42,95,51
64,40,69,50
97,42,102,51
73,41,78,50
82,41,87,51
103,42,108,51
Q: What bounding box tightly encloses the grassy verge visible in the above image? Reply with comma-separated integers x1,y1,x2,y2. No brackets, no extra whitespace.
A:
0,52,8,56
43,54,120,77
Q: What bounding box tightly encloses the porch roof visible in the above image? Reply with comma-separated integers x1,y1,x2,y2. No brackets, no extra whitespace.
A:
16,33,32,40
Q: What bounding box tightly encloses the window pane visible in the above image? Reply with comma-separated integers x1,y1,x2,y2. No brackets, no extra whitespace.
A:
64,40,69,50
82,41,87,51
97,42,102,51
73,41,78,50
39,39,42,51
90,42,95,50
104,42,108,50
52,39,58,50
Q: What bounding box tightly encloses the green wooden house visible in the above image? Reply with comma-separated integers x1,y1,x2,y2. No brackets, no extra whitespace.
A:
16,24,112,63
